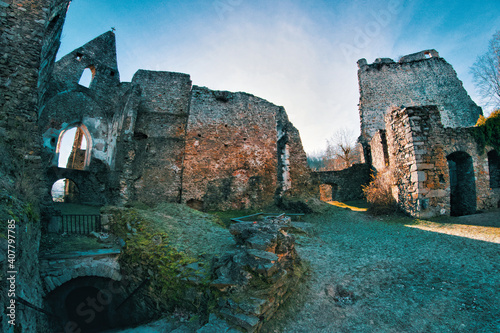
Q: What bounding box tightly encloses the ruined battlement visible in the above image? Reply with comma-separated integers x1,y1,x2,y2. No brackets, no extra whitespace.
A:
357,50,482,142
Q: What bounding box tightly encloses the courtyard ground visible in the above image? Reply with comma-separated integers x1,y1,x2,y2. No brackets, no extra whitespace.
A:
263,204,500,332
101,203,500,332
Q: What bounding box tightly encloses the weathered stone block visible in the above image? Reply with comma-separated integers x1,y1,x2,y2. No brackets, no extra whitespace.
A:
411,171,427,183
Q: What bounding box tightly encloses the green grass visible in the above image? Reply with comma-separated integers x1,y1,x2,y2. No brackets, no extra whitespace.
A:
40,233,107,254
55,203,101,215
106,202,236,261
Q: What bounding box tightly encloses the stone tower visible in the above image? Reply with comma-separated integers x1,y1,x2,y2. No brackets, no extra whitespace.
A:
357,49,482,161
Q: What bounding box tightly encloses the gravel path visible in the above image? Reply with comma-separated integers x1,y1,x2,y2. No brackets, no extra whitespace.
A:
263,207,500,333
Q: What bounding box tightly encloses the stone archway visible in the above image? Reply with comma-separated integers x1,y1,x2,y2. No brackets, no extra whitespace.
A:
51,178,80,203
56,124,92,170
447,151,476,216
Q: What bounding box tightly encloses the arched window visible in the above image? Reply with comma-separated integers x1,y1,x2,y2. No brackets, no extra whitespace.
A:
78,66,95,88
56,124,91,170
51,178,79,203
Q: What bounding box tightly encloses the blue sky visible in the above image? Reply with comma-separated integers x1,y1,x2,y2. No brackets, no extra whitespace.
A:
57,0,500,154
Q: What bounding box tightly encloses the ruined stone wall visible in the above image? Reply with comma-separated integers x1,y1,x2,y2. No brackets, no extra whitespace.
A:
39,32,130,207
0,0,68,198
42,32,125,164
312,163,371,202
276,109,316,200
41,32,313,211
369,130,389,172
385,106,500,217
358,50,482,142
439,128,500,213
182,87,281,210
385,106,443,216
38,0,71,108
0,1,70,332
48,31,121,107
119,70,191,206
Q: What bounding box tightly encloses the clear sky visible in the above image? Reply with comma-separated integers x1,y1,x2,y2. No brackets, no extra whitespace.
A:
57,0,500,154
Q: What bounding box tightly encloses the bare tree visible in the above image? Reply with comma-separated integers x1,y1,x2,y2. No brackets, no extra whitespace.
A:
471,31,500,110
324,129,361,170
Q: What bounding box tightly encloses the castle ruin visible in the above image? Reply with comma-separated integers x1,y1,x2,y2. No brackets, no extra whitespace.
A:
1,1,500,331
39,32,314,212
358,50,500,217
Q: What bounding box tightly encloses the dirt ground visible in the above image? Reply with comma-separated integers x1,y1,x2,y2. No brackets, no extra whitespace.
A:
263,205,500,333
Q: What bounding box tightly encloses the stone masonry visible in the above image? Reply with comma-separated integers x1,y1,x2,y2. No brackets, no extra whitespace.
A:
0,1,70,332
359,50,499,217
383,106,500,217
39,32,314,212
357,50,482,161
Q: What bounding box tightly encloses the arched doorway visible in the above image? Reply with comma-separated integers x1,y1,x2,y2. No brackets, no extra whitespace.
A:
447,151,476,216
51,178,80,203
57,124,91,170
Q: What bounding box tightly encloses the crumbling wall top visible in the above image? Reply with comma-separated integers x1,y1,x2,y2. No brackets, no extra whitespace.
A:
52,31,120,90
357,49,440,69
357,48,482,140
399,49,439,63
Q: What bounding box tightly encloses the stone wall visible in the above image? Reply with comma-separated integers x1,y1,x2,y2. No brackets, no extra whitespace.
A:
0,1,70,332
40,32,123,167
357,50,482,142
182,87,281,211
0,0,68,201
205,215,304,332
385,106,500,217
40,31,314,211
369,130,389,172
39,32,129,209
276,108,316,200
313,163,371,202
119,70,191,206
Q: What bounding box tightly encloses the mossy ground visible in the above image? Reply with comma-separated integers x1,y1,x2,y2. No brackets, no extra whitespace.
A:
102,203,238,316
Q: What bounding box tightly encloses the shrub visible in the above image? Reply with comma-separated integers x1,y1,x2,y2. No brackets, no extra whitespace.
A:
474,109,500,153
362,171,399,215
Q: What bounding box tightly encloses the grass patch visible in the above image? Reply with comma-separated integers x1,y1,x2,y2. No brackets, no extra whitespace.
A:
40,234,106,254
55,203,101,215
103,203,237,314
133,203,235,259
